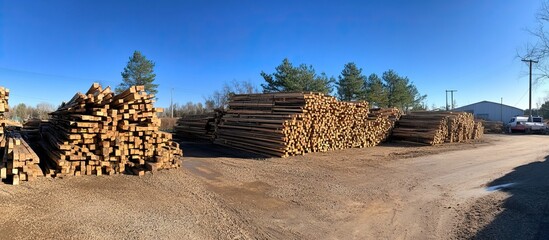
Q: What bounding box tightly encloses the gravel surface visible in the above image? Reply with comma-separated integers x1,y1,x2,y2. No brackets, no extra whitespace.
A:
0,134,548,239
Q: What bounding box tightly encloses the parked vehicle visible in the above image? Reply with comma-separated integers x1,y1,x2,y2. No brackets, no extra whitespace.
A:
507,116,548,133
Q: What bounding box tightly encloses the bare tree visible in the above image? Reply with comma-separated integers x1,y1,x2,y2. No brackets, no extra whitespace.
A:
35,102,55,119
520,1,549,82
205,80,259,109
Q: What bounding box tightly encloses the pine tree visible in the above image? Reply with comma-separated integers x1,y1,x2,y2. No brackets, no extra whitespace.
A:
116,51,158,95
381,70,426,110
365,73,388,107
336,62,366,101
261,58,334,94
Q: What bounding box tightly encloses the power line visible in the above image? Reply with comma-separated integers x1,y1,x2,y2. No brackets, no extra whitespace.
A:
514,89,529,107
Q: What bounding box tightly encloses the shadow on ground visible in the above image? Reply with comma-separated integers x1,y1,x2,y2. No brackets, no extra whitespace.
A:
178,138,268,160
472,155,549,240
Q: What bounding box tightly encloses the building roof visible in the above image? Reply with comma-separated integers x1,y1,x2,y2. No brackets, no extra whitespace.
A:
453,100,524,112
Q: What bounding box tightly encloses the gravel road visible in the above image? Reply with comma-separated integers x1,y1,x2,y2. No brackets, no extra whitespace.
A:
0,134,547,239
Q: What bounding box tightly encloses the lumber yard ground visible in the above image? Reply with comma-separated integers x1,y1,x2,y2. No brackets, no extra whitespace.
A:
0,134,548,239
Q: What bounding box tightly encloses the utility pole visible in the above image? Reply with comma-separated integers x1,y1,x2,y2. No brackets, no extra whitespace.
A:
170,88,174,118
522,59,538,121
500,97,503,122
446,90,457,110
445,91,448,111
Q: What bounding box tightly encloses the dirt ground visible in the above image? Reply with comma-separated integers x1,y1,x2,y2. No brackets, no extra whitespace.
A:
0,134,548,239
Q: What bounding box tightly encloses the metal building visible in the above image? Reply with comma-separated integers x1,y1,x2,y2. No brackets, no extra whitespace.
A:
452,101,524,122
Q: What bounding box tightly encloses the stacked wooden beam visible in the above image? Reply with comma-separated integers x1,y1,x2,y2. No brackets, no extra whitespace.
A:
214,93,400,157
392,111,483,145
1,132,41,185
0,86,8,113
40,83,183,177
0,87,9,158
175,113,217,140
21,118,42,141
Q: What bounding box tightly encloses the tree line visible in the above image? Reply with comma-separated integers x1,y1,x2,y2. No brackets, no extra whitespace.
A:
6,52,428,121
5,103,56,121
116,52,427,113
261,59,427,110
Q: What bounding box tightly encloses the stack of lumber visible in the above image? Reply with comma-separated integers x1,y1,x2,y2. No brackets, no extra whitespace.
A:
1,131,41,185
214,93,398,157
0,87,9,158
481,120,504,134
21,118,42,141
175,113,217,140
40,83,183,177
0,87,8,113
392,111,483,145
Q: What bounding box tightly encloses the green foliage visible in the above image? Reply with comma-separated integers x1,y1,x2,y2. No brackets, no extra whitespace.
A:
336,62,366,101
261,58,334,94
381,70,426,110
365,73,388,107
537,101,549,118
116,50,158,95
259,59,426,111
362,70,426,110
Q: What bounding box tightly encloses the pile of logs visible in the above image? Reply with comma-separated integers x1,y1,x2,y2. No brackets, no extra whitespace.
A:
214,93,402,157
392,111,483,145
473,121,485,139
368,107,402,145
175,110,223,141
1,132,41,185
40,83,183,177
481,120,504,134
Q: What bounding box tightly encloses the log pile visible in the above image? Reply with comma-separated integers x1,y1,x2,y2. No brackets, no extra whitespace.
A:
175,111,222,141
1,131,41,185
446,112,476,143
392,111,483,145
367,108,402,145
214,93,400,157
473,121,485,139
369,108,402,121
481,120,504,134
40,83,183,177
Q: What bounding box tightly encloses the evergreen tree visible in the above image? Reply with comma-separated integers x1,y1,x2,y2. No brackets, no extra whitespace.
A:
538,100,549,119
382,70,426,110
336,62,366,101
261,58,334,94
365,73,388,107
116,50,158,95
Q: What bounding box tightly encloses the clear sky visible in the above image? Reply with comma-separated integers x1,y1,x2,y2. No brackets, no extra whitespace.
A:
0,0,544,110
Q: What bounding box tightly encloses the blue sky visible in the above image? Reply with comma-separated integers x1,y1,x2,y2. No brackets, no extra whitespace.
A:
0,0,544,110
